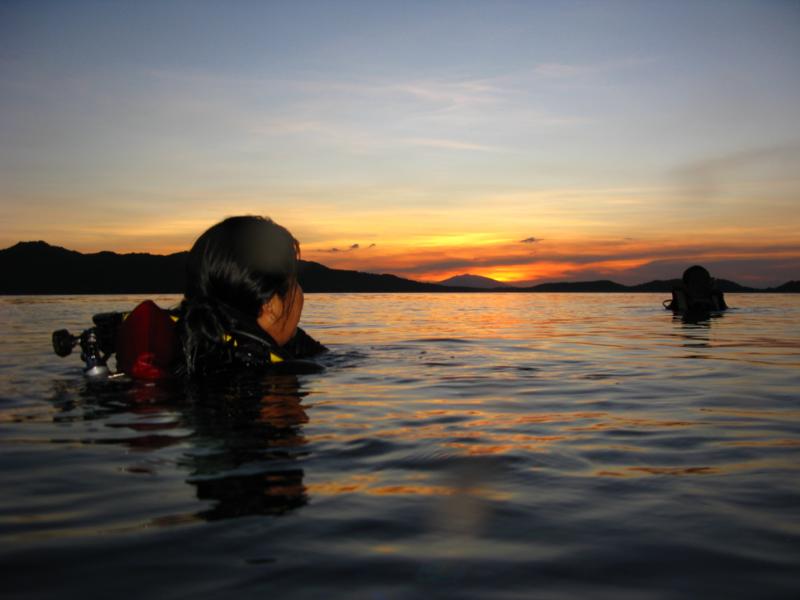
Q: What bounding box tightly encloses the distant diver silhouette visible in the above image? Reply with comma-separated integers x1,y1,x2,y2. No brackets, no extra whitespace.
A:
664,265,728,315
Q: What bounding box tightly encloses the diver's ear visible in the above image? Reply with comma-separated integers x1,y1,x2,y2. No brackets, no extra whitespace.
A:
257,295,284,330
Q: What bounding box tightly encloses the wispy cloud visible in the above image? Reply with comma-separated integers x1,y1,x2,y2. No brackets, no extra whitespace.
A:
389,78,504,110
534,63,589,79
533,58,652,80
670,141,800,200
314,242,374,254
139,67,585,158
402,137,504,152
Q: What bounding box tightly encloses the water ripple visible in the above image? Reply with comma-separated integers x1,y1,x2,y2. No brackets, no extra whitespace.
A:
1,293,799,598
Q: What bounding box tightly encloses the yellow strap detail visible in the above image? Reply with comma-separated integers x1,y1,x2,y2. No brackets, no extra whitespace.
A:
225,333,279,361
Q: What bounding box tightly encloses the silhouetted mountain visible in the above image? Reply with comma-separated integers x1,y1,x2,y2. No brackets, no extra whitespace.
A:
298,261,447,293
0,241,188,294
626,278,759,293
0,241,450,294
437,274,510,289
0,242,795,294
627,279,681,293
773,281,800,293
713,279,760,293
523,280,629,292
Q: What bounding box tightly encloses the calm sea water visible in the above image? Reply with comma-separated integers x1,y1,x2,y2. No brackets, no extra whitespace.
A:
1,293,799,599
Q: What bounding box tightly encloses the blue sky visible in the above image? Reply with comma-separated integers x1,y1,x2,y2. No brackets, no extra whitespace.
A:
2,0,799,284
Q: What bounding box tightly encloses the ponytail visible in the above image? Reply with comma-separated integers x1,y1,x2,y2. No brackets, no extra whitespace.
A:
180,296,235,376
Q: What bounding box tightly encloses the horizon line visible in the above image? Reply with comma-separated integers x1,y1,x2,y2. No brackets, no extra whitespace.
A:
2,240,796,292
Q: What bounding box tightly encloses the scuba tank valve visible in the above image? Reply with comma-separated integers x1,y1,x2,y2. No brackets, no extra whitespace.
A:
52,327,110,378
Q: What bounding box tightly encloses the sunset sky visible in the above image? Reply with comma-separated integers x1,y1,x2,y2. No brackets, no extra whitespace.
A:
1,1,799,286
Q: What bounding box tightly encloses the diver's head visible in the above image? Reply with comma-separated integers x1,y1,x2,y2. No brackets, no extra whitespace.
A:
682,265,713,295
182,216,303,368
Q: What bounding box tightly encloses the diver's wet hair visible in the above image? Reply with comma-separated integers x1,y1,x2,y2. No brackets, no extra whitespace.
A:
682,265,713,294
180,216,300,375
683,265,710,283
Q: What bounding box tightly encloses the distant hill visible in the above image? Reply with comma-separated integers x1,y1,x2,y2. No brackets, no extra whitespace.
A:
625,278,758,293
298,261,446,293
0,241,189,294
774,281,800,293
0,241,795,294
0,241,450,294
438,274,510,289
523,279,629,293
520,277,764,293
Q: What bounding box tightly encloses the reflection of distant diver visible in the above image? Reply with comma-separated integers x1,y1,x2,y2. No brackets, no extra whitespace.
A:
664,265,728,322
672,316,715,359
50,373,310,521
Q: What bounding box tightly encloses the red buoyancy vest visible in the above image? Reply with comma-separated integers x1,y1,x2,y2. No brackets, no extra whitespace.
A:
116,300,177,380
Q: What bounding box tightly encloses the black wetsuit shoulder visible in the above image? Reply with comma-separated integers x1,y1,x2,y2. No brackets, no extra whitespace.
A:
667,285,727,314
200,324,326,376
283,327,328,359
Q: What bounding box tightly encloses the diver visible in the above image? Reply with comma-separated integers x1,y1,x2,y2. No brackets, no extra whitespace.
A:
179,215,326,377
53,215,326,378
664,265,728,316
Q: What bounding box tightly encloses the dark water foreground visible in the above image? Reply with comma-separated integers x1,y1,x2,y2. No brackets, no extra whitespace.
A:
1,293,799,599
